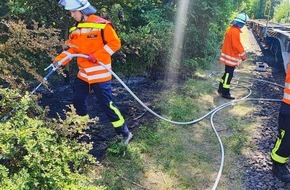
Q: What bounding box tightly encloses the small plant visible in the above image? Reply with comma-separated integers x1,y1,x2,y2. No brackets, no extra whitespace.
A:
107,141,129,156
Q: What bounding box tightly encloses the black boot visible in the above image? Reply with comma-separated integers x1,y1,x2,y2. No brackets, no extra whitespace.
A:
222,94,235,100
217,82,223,94
221,88,235,99
272,162,290,182
115,124,133,144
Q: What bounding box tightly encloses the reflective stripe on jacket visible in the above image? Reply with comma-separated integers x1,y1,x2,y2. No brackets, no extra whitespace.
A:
219,26,246,67
55,15,121,84
283,66,290,104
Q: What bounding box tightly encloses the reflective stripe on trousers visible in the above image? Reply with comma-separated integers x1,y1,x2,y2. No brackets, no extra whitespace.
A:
271,129,288,163
109,101,125,128
271,113,290,164
72,78,125,128
220,65,235,89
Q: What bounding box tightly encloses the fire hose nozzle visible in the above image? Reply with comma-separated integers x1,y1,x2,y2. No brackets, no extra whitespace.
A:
44,63,58,71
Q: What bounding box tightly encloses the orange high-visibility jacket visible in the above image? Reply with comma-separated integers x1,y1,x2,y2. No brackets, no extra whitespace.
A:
283,65,290,105
56,15,121,84
219,25,246,67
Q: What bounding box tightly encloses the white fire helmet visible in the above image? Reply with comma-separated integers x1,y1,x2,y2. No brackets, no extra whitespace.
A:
58,0,96,15
233,12,249,24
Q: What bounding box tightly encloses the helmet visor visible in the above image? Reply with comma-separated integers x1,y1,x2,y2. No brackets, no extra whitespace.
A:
58,0,66,8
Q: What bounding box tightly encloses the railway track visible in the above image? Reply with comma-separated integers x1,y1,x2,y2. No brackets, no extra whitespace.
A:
248,19,290,72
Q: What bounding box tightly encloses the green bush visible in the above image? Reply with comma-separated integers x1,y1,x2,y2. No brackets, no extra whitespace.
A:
0,19,63,90
115,8,174,76
0,89,105,190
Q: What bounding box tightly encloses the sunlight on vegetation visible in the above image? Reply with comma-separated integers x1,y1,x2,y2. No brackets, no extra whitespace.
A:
230,105,255,117
212,105,257,189
101,121,221,189
166,0,190,85
99,70,258,189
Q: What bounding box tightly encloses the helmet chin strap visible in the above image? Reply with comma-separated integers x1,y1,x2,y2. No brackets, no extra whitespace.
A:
80,12,85,22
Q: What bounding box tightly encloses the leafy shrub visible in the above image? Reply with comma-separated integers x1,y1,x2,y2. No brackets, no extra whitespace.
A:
115,8,174,76
0,19,63,90
0,88,105,190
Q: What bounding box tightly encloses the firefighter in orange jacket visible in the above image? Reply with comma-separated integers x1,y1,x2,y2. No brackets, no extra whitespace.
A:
55,0,132,144
217,12,248,99
270,60,290,182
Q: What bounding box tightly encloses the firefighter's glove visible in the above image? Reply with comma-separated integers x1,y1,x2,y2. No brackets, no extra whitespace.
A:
52,59,60,67
88,54,97,63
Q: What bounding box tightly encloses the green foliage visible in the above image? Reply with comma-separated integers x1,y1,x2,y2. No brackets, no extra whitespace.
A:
2,0,285,81
111,0,237,76
156,92,201,121
155,74,214,121
0,1,9,18
273,0,290,23
172,0,236,75
182,78,214,97
7,0,26,15
107,141,129,156
4,0,70,29
1,0,243,80
0,1,278,189
107,142,141,161
245,0,282,19
0,19,63,90
138,125,161,147
116,8,174,76
100,145,145,190
224,116,250,154
184,57,211,71
0,88,105,189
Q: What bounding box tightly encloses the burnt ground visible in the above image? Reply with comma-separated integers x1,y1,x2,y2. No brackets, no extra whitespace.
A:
38,73,164,159
38,26,289,189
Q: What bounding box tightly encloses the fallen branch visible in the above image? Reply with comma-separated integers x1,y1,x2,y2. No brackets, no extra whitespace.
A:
133,111,148,120
117,172,149,190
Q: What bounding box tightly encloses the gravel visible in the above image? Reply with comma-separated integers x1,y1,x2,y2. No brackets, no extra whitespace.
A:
240,26,289,190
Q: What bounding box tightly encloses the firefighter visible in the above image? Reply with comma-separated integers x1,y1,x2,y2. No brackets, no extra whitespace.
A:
55,0,132,144
218,12,248,99
270,60,290,182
